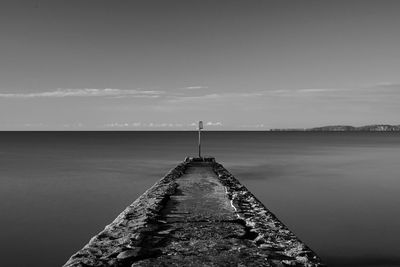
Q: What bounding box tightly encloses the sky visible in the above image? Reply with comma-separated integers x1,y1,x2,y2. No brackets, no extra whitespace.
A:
1,0,400,130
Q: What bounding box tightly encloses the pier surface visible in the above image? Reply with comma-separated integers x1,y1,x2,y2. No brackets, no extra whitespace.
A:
64,158,324,266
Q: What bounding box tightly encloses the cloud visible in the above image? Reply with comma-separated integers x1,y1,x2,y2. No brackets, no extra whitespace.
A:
164,85,399,107
104,122,185,128
295,83,400,96
0,88,164,98
104,122,142,128
167,92,265,103
206,121,222,126
166,93,221,103
103,121,225,129
372,82,399,87
182,86,209,90
148,123,179,128
238,124,266,128
188,121,222,127
297,88,339,93
269,89,291,94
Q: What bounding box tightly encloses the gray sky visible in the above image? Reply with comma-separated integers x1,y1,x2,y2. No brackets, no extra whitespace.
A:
1,0,400,130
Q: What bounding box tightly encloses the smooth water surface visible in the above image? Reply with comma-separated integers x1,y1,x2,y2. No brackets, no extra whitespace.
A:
0,132,400,266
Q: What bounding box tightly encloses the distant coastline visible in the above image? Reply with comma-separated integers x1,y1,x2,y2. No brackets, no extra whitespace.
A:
270,124,400,132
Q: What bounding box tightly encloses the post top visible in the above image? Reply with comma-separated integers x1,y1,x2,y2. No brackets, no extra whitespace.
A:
199,121,203,130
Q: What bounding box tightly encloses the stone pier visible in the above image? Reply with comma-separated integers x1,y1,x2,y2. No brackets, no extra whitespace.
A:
64,157,324,266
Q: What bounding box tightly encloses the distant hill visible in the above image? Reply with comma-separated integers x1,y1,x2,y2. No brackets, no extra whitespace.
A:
308,125,356,131
270,124,400,131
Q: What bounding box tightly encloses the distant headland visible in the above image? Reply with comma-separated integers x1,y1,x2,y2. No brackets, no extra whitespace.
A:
270,124,400,131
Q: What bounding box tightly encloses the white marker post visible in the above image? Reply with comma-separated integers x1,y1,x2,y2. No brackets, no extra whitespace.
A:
198,121,203,158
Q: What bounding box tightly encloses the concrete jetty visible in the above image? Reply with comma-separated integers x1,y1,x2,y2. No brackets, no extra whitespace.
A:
64,157,324,266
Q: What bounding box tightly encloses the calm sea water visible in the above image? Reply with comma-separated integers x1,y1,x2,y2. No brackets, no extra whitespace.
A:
1,131,400,266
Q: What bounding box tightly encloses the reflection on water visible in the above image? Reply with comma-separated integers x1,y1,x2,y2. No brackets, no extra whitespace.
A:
0,132,400,266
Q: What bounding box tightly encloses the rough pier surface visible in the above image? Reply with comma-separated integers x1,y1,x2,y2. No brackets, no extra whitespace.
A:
64,158,324,266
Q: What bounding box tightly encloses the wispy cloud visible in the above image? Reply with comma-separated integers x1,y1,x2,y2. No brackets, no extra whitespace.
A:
104,122,142,128
0,88,164,98
103,121,223,129
295,83,400,96
181,86,209,90
167,93,221,103
206,121,222,126
167,92,265,103
0,86,351,100
165,85,400,106
238,123,266,128
262,88,345,96
104,122,185,128
296,88,340,93
189,121,222,127
372,82,399,87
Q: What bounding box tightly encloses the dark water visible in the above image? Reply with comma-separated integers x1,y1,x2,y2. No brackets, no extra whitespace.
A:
1,132,400,266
